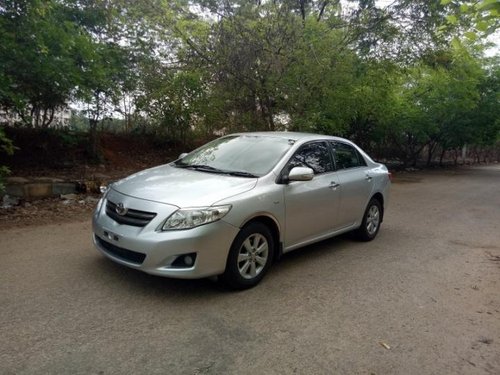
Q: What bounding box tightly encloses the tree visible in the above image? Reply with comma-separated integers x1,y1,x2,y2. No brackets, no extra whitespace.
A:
0,1,97,127
465,56,500,162
137,66,207,144
78,41,131,158
1,0,498,166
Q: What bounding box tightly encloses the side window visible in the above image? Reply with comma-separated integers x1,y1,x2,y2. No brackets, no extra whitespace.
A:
287,142,333,175
332,142,366,170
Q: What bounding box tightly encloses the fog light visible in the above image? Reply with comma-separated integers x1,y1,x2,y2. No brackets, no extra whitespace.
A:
170,252,197,268
184,255,194,266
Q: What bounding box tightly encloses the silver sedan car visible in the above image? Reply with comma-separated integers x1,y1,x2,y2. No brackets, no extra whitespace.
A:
93,132,391,289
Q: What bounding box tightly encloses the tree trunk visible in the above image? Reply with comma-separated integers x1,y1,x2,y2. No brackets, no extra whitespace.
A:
41,108,55,128
265,96,275,131
89,119,101,162
317,1,329,21
299,0,306,22
439,148,446,167
426,141,437,167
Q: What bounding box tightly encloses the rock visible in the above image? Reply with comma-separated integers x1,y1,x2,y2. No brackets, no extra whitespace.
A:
2,194,20,208
85,196,99,204
4,184,24,197
60,193,78,200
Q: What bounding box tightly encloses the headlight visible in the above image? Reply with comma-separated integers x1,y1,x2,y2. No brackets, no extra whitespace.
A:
100,184,110,194
161,205,232,231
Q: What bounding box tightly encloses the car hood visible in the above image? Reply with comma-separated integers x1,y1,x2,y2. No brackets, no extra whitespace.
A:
111,164,258,207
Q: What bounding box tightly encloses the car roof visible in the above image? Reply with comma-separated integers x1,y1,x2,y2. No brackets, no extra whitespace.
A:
229,131,349,143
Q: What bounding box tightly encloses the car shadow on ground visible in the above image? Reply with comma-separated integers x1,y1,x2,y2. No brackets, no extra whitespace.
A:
278,233,354,265
86,233,363,298
88,255,223,296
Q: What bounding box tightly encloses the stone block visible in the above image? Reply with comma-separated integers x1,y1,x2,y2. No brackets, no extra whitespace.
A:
24,183,52,199
33,177,64,183
52,182,77,195
4,184,25,197
6,177,30,184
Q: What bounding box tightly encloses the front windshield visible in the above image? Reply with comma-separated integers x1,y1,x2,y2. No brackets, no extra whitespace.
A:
174,135,293,176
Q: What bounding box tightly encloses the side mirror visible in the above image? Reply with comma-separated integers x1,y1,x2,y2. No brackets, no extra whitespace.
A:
178,152,188,159
288,167,314,182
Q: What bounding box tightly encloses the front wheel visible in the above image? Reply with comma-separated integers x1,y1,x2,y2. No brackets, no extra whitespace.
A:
220,222,275,290
355,198,382,241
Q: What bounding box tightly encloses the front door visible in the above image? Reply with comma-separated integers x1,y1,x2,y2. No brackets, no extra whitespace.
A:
283,141,341,248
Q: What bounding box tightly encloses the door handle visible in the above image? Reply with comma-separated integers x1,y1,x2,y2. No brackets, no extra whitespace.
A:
365,175,373,181
329,181,340,189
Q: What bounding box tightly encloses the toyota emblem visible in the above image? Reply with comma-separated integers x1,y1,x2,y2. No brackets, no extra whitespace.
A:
115,202,128,216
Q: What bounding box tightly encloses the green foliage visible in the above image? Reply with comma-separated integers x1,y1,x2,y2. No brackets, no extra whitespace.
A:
0,127,15,193
0,0,499,164
0,0,133,128
465,56,500,147
440,0,500,40
55,129,84,148
0,1,94,126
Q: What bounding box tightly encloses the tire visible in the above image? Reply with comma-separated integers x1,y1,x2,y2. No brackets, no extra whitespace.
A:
355,198,382,241
220,222,275,290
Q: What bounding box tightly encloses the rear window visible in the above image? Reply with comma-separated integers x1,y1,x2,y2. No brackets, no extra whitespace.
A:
331,142,366,170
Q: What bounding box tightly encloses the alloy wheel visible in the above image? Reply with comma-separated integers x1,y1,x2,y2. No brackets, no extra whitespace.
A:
237,233,269,279
366,205,380,236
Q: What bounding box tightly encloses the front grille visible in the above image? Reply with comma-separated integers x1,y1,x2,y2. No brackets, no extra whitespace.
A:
106,200,156,227
95,236,146,265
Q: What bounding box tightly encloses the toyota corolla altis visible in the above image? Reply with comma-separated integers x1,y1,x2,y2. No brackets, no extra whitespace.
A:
93,132,391,288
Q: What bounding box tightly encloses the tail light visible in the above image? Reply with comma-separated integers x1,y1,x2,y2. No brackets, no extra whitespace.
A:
388,172,393,182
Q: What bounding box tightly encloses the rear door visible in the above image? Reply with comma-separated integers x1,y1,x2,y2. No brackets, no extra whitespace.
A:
283,141,341,248
330,141,373,228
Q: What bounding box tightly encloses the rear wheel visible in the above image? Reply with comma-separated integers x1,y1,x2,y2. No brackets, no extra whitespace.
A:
355,198,382,241
220,222,274,289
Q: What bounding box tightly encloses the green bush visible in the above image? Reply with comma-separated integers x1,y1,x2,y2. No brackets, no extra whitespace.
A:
0,127,15,194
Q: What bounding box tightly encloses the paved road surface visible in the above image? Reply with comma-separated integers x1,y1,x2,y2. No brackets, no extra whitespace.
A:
1,166,499,374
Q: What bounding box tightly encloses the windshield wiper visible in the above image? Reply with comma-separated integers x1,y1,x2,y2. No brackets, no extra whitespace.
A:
181,164,226,173
175,163,257,177
224,171,258,178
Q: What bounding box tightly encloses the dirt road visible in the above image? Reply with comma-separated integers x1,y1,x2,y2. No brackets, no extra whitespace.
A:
1,166,499,374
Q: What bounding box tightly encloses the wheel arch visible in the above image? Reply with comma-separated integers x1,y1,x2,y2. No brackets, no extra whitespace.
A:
239,214,282,261
370,192,384,221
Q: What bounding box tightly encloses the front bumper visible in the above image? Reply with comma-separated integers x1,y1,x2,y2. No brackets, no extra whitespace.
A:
92,192,239,279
